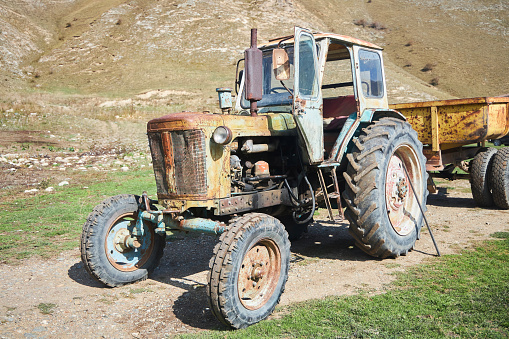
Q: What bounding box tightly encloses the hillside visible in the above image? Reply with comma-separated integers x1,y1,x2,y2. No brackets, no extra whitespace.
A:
1,0,507,103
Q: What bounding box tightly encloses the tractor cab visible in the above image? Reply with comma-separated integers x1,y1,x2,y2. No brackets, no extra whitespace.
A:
235,27,389,165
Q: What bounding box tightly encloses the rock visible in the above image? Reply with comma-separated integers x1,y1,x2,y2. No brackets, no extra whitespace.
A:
24,189,38,193
58,181,69,186
121,166,129,172
45,187,54,192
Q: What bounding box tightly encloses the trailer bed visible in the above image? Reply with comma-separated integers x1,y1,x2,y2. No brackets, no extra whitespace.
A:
390,97,509,170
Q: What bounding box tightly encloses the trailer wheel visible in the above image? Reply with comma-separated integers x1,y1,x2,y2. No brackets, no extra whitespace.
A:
470,147,498,207
490,148,509,209
343,117,428,258
80,194,165,287
207,213,290,329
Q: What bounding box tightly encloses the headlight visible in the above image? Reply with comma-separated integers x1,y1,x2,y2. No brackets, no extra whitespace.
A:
213,126,233,145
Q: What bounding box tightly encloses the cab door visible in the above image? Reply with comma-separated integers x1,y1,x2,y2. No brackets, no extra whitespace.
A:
293,27,323,165
352,45,388,112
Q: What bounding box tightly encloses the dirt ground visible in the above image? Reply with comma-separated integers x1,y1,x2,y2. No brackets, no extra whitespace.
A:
0,178,508,338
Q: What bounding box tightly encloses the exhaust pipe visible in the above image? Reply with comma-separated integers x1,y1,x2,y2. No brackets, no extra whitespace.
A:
244,28,263,116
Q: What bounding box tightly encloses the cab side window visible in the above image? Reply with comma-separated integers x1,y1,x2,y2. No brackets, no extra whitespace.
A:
358,49,384,98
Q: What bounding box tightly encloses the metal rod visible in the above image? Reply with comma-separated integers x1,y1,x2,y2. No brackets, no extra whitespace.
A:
329,168,344,220
317,168,335,221
402,163,441,257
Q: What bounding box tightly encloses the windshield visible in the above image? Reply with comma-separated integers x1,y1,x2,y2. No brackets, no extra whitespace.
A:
241,47,294,111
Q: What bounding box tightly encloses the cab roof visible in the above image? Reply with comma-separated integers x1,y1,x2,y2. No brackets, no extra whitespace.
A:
260,32,382,50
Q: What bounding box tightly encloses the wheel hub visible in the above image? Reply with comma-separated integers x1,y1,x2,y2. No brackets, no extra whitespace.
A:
387,155,407,210
397,177,409,200
250,263,264,282
113,228,137,252
238,240,281,310
385,151,415,236
105,214,154,272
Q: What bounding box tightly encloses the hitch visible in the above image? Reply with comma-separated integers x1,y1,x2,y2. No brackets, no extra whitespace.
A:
128,192,227,247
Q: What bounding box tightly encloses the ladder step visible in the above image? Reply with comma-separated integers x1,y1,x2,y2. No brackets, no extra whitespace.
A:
329,193,340,198
318,160,340,168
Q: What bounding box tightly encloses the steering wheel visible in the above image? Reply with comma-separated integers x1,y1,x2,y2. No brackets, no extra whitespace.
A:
270,87,288,93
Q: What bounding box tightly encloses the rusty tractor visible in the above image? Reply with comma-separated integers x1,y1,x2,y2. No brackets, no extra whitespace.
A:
81,27,429,328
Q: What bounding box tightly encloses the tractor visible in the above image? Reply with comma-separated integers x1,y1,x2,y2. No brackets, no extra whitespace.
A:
81,27,427,328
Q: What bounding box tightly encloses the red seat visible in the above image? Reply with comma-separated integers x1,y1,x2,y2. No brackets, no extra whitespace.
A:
323,95,357,131
323,95,357,119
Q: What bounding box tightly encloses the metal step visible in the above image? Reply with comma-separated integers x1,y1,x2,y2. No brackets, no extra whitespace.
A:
317,168,344,221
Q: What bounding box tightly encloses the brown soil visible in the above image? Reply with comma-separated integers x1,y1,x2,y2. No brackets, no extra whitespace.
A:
0,179,507,338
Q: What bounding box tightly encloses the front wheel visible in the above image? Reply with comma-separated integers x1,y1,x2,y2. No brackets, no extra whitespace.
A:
80,194,166,287
343,117,428,258
207,213,290,329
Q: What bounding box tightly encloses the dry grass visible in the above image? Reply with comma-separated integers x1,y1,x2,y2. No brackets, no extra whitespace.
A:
0,0,507,112
353,19,387,30
421,63,434,72
430,77,440,86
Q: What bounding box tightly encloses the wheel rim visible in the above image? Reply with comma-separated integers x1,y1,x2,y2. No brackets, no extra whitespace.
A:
105,213,155,272
385,144,423,236
238,238,281,310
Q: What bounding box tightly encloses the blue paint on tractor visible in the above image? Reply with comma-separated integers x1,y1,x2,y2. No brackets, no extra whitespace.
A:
139,210,227,235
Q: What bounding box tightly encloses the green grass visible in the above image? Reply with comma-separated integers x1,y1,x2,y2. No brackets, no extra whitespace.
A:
36,303,57,315
0,168,156,263
187,233,509,338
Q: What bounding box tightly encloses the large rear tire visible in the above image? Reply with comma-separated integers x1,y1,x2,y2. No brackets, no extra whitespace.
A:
470,147,497,207
343,117,428,258
207,213,290,329
490,148,509,209
80,194,166,287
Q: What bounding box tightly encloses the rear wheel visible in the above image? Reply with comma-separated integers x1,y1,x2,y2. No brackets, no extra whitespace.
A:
343,117,427,258
470,147,497,207
207,213,290,328
490,148,509,209
81,194,166,287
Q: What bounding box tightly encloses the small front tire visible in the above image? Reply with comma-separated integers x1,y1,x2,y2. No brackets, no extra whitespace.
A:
207,213,290,329
80,194,166,287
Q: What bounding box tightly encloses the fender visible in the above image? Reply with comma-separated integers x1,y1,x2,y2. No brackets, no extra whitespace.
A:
321,109,406,167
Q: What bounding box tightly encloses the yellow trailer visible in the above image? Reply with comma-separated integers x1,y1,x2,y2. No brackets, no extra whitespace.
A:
390,96,509,171
390,96,509,209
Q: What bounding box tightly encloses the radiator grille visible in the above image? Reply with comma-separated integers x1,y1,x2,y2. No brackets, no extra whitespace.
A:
148,132,168,195
148,130,207,196
171,130,207,195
